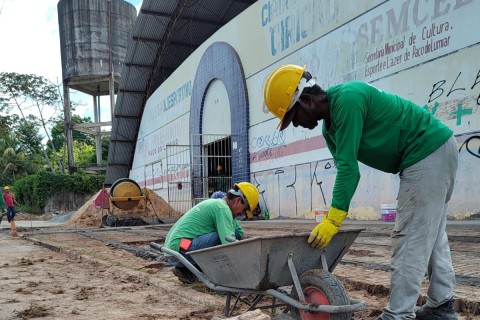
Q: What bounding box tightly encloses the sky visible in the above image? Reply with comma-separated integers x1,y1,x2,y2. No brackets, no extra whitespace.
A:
0,0,142,129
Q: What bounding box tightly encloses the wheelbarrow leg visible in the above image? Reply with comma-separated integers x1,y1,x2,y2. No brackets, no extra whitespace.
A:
287,253,305,303
224,293,232,317
247,294,264,311
230,293,243,317
226,293,251,317
320,251,329,271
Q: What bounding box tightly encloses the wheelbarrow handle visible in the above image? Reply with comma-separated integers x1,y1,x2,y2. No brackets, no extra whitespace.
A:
149,242,219,287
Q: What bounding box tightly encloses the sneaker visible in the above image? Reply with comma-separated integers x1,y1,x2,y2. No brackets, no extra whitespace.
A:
171,267,197,284
415,299,457,320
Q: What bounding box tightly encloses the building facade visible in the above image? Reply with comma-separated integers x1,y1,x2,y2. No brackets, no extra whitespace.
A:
128,0,480,220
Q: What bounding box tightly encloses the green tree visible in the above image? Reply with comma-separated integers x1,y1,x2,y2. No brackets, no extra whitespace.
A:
102,135,110,162
50,140,97,171
0,72,63,172
0,114,17,137
48,115,108,170
0,132,44,182
49,115,94,153
15,116,44,155
73,140,96,168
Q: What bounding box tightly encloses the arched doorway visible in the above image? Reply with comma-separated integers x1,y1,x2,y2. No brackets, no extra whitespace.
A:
189,42,250,200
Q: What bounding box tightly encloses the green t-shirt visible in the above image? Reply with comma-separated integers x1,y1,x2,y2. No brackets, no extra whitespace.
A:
164,199,243,252
324,81,452,212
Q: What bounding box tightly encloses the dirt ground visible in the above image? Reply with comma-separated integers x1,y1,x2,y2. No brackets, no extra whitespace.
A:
1,223,478,320
0,230,387,320
1,194,478,320
0,232,227,320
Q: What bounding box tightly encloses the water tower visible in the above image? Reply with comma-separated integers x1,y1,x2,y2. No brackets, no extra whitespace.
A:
57,0,137,173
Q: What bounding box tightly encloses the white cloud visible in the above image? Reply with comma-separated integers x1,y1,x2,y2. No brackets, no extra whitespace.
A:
0,0,62,82
0,0,142,127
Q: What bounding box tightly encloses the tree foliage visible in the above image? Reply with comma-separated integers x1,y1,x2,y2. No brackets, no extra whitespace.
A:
15,115,44,155
14,172,105,213
0,72,109,204
48,115,94,153
0,72,63,173
0,72,59,113
50,140,98,171
0,129,45,184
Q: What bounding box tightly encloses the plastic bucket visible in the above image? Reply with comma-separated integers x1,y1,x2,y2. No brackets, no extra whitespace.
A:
381,204,397,222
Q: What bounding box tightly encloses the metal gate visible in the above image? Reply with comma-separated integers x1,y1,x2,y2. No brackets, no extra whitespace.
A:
166,145,193,214
190,134,232,204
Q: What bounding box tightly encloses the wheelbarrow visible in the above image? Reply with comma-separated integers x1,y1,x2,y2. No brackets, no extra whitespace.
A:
150,228,365,319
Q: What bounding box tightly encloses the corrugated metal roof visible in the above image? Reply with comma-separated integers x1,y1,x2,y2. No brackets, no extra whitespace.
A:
106,0,256,185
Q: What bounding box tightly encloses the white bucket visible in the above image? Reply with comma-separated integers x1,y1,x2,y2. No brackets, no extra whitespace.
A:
381,204,397,222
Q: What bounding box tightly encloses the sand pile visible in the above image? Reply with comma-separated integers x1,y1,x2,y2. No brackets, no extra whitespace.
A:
65,188,182,227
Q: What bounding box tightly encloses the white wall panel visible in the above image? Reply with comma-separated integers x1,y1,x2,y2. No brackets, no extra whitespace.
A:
203,79,231,135
130,0,480,219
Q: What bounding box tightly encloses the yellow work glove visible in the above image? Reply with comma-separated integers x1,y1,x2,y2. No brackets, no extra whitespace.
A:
308,207,348,249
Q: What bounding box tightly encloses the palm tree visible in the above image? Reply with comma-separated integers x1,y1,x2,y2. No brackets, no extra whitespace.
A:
0,133,43,181
2,147,24,180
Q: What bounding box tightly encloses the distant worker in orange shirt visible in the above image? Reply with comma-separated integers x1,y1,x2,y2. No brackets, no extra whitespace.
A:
3,186,20,237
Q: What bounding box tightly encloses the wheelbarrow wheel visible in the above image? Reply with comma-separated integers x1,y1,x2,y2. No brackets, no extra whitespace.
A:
290,269,351,320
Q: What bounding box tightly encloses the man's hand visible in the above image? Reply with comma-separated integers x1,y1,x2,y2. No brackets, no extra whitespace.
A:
307,207,348,249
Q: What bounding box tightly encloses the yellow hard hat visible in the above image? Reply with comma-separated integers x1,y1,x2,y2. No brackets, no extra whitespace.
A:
264,64,305,130
3,186,9,191
217,164,223,171
233,182,259,219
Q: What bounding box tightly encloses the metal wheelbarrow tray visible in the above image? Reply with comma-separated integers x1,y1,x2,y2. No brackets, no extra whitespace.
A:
151,228,365,318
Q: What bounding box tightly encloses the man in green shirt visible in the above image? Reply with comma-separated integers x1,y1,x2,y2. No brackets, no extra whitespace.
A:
164,182,259,284
264,65,458,320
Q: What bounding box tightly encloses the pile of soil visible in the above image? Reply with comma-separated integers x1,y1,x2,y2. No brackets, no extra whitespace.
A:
65,188,182,227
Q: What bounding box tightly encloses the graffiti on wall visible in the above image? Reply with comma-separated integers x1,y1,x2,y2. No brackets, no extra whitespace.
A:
458,135,480,159
251,63,480,217
250,129,326,164
253,130,480,220
448,132,480,218
424,69,479,125
250,128,287,162
252,158,337,219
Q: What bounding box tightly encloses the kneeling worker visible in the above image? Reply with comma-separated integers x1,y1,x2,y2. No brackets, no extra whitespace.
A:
164,182,259,284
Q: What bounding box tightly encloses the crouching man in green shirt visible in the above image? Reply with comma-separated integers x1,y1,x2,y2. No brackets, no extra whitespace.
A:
164,182,259,284
264,65,458,320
